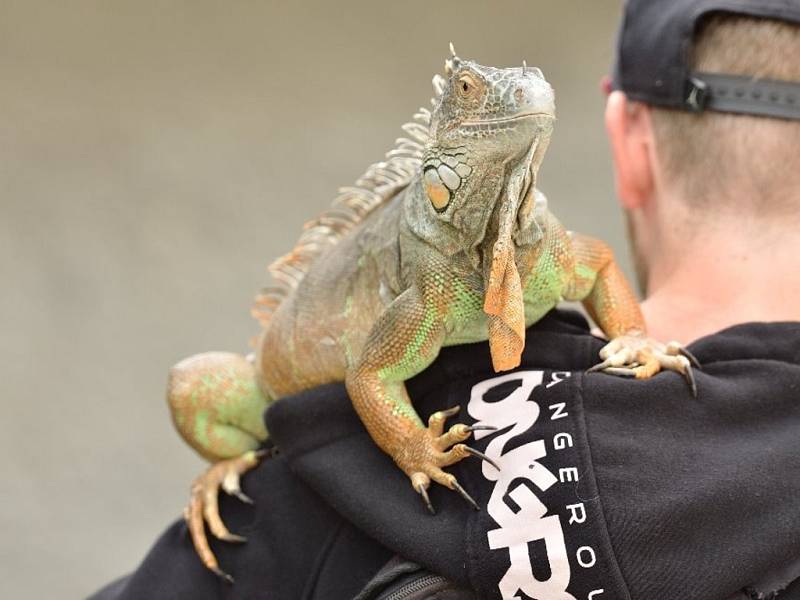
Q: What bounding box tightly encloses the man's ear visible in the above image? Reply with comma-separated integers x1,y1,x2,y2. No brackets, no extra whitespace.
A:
605,91,656,211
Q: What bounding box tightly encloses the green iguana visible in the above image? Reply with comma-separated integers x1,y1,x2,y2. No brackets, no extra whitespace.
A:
166,47,697,581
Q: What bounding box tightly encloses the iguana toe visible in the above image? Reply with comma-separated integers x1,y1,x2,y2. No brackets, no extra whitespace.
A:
435,424,472,448
412,473,435,514
427,406,462,437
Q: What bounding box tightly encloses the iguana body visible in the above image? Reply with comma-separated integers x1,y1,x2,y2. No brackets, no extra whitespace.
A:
167,50,695,580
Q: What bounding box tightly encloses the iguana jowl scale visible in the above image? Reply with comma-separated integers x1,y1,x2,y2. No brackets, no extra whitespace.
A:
166,48,697,581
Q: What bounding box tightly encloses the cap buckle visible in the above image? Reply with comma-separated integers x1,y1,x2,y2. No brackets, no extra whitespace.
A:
685,77,709,112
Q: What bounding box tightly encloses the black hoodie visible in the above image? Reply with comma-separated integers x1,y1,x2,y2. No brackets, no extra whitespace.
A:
91,310,800,600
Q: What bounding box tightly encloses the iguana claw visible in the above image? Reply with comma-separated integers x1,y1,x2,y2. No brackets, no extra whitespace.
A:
589,336,700,397
416,482,435,514
684,363,698,397
437,406,462,419
451,481,480,511
463,445,501,471
211,567,235,585
677,345,702,369
230,490,254,504
464,424,498,433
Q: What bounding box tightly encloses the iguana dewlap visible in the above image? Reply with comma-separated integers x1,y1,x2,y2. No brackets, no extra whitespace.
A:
166,48,697,581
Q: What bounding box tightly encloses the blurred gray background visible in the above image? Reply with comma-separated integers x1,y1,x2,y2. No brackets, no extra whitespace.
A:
0,1,625,597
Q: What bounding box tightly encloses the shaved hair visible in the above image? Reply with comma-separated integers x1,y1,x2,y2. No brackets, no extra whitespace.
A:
650,14,800,218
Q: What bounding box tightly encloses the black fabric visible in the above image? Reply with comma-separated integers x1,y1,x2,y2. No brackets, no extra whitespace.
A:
91,310,800,600
583,323,800,599
611,0,800,116
780,576,800,600
89,442,393,600
744,557,800,599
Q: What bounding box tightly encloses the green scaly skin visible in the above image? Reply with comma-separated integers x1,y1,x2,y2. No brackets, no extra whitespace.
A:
167,52,696,580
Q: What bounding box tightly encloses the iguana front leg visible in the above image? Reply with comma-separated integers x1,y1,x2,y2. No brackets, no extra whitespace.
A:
565,233,699,394
346,285,495,512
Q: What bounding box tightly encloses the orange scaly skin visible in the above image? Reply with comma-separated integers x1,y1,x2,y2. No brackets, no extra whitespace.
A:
567,232,646,338
165,51,697,581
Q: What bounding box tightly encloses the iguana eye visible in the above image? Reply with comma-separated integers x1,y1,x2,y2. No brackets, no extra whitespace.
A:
457,73,479,98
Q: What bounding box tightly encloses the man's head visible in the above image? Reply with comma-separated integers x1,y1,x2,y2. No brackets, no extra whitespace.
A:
606,4,800,293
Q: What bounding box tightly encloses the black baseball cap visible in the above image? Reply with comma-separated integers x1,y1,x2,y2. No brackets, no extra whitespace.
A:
611,0,800,120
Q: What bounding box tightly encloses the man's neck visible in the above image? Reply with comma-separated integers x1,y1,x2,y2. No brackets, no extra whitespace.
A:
640,222,800,344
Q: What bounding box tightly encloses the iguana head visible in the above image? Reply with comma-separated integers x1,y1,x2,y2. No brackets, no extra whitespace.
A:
420,48,556,371
422,48,555,225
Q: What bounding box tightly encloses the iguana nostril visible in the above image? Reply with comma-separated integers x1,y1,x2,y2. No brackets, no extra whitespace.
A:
514,88,525,103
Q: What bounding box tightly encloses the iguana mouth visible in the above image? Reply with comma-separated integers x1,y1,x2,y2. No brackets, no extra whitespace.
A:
461,111,554,126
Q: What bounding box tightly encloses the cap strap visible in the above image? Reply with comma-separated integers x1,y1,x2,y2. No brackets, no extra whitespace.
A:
686,72,800,121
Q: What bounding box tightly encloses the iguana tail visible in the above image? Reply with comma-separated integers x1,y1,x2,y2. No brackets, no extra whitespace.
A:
167,351,270,462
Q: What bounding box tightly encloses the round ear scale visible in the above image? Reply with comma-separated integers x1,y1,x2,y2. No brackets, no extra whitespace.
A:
423,168,451,212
